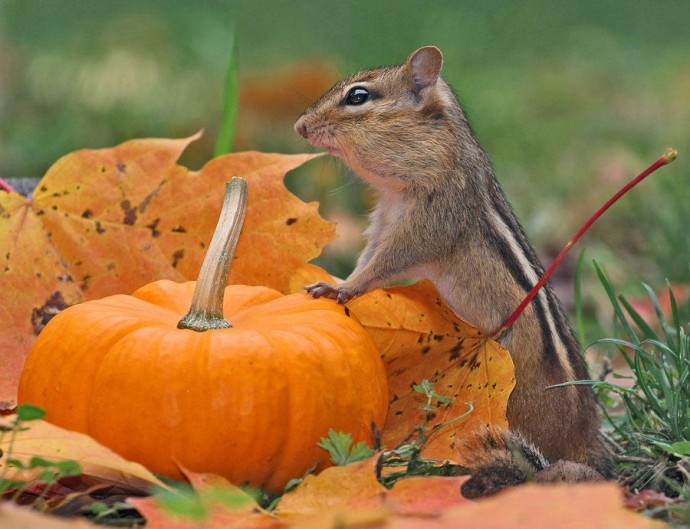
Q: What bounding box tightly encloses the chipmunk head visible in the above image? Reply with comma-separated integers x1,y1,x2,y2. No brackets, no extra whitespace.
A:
294,46,464,191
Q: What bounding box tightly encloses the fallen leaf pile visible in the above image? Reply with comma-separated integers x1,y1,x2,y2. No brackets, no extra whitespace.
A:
0,135,666,528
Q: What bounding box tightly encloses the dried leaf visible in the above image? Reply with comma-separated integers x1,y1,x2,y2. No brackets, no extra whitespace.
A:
274,457,384,519
0,503,95,529
0,416,166,493
0,135,331,409
432,483,668,529
129,468,282,529
385,475,471,516
275,455,468,521
348,280,515,463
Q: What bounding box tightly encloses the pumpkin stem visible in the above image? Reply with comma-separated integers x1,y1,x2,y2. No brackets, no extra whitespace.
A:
178,177,248,331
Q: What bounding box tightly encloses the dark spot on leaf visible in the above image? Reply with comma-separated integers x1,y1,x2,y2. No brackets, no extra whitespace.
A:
57,273,73,282
286,217,298,225
107,262,116,271
344,306,350,317
80,274,91,290
449,342,462,361
172,249,184,268
146,218,161,237
100,166,106,173
172,225,186,233
121,200,137,225
40,185,48,192
395,410,403,416
116,161,126,173
421,345,431,355
140,183,163,213
95,221,105,234
32,291,69,335
36,209,45,216
385,293,392,299
433,334,444,341
51,205,57,210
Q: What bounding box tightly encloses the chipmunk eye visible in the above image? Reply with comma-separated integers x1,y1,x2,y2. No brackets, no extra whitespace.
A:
344,87,369,106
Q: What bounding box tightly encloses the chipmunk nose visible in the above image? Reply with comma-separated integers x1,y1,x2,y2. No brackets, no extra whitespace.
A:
294,117,308,138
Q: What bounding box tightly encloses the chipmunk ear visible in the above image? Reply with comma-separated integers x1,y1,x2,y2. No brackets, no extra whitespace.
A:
405,46,443,91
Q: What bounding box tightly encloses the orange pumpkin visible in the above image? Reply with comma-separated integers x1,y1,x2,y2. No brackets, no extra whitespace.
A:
18,178,388,492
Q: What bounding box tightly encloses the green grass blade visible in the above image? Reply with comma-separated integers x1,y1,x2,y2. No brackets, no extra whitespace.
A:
619,295,659,342
667,280,682,354
594,261,640,346
214,29,239,156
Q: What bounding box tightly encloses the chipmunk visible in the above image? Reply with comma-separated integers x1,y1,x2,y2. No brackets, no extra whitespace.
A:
294,46,610,496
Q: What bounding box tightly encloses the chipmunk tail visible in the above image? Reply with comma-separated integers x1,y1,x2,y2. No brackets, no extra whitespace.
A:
458,427,548,499
458,427,609,498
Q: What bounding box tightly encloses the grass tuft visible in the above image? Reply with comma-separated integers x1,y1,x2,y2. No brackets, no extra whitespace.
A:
587,262,690,511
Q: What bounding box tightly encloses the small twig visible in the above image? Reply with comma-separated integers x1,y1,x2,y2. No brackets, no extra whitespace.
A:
600,430,624,452
0,176,16,194
493,147,678,339
613,454,657,465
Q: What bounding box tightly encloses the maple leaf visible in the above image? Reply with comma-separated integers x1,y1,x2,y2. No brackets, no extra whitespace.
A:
432,483,668,529
274,455,469,521
348,281,515,463
128,468,281,529
0,414,165,493
0,135,332,409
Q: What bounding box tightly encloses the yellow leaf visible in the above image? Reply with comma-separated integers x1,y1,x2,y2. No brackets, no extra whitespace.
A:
349,280,515,463
0,503,95,529
0,416,165,492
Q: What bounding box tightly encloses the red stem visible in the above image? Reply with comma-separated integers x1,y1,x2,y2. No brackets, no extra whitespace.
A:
492,147,678,339
0,177,16,194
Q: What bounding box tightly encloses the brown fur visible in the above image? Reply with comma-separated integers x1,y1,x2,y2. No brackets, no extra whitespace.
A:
295,47,610,485
459,428,605,498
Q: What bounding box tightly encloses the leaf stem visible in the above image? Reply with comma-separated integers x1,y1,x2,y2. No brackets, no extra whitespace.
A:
0,176,16,193
177,177,248,331
492,147,678,339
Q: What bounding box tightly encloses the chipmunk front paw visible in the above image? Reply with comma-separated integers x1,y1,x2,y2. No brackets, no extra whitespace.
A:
305,282,359,304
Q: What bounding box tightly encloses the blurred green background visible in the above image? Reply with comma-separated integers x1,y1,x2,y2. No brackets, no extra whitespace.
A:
1,0,688,338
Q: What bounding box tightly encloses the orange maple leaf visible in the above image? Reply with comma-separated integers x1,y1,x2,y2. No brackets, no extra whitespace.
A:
348,281,515,463
0,134,332,409
274,455,469,520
